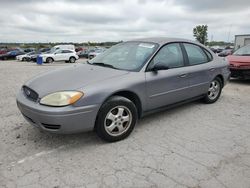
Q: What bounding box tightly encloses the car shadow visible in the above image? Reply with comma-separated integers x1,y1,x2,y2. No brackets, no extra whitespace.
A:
17,100,202,152
229,78,250,85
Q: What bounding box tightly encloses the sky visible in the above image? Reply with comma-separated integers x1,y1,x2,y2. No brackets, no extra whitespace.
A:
0,0,250,43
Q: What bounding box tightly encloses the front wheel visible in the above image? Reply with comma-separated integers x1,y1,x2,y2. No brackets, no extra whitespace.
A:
203,77,222,104
95,96,138,142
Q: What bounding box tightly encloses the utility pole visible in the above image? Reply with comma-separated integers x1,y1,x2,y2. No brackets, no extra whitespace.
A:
227,24,232,43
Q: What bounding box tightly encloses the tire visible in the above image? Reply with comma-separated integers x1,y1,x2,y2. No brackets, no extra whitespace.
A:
69,57,76,63
95,96,138,142
46,57,53,63
203,77,222,104
22,57,25,61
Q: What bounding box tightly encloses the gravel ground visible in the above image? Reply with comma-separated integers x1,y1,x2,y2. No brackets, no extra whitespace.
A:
0,60,250,188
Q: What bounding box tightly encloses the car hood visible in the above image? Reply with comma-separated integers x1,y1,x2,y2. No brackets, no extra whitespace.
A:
24,63,129,97
227,55,250,64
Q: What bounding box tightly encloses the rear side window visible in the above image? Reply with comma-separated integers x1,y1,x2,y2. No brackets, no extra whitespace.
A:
183,43,209,65
62,50,72,53
204,49,213,61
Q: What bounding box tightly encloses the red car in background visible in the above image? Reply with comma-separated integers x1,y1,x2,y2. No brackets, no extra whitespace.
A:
227,45,250,79
0,48,9,55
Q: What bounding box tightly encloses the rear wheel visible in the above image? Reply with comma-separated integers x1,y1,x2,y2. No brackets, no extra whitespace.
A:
203,77,222,104
89,55,94,59
95,96,138,142
69,57,76,63
46,57,53,63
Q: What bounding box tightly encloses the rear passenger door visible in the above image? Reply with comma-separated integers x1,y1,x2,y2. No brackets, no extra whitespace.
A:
182,43,213,97
61,50,73,60
54,50,64,61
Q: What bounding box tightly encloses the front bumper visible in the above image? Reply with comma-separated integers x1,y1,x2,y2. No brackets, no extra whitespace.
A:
16,91,100,134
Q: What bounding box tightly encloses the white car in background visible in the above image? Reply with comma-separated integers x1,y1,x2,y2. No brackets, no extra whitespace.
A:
16,51,36,61
50,45,75,52
39,49,79,63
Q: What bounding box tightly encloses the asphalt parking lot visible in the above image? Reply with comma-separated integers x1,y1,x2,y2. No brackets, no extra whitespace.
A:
0,60,250,188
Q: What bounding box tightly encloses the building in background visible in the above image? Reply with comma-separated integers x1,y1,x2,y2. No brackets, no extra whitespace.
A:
235,34,250,49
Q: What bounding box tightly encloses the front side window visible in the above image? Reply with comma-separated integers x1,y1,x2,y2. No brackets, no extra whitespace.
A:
149,43,184,69
89,42,158,71
183,43,208,65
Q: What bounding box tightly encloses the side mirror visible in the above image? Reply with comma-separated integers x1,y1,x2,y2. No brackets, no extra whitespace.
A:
151,62,169,72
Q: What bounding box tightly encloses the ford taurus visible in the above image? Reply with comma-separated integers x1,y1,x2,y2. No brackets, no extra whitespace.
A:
16,38,230,142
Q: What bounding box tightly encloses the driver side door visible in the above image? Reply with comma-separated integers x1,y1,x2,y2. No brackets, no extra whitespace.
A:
145,43,191,111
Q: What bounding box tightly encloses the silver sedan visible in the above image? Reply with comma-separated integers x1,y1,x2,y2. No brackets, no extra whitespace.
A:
16,38,230,142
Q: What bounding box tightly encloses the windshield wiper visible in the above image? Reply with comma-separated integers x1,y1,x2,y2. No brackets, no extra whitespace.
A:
91,62,118,69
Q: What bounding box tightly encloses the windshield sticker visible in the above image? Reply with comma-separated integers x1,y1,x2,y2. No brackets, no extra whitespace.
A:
139,43,155,48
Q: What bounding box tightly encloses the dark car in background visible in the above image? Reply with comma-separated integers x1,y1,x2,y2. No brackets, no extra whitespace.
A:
78,49,95,58
0,49,25,60
29,48,51,62
88,48,106,59
218,49,233,57
227,45,250,79
0,48,9,55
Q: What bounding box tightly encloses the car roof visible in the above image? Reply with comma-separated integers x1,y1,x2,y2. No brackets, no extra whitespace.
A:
128,37,201,46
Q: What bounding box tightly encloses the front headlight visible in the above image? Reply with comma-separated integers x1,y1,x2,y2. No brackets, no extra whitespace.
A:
40,91,83,107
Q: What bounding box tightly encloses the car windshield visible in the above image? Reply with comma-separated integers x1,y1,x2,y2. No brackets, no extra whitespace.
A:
89,42,158,71
233,45,250,56
27,52,35,55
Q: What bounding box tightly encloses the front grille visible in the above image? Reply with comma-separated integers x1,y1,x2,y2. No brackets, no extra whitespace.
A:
41,123,61,130
23,86,39,101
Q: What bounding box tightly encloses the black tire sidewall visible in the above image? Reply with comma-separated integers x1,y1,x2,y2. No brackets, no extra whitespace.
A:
69,57,76,63
96,96,138,142
204,77,222,104
46,57,53,63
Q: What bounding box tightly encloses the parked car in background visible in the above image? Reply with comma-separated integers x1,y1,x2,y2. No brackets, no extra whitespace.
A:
50,45,75,53
39,49,79,63
17,38,230,142
16,51,36,61
0,49,25,60
0,48,9,55
29,48,51,62
39,48,51,53
75,47,85,54
218,49,233,57
88,48,106,59
30,53,42,62
78,49,95,58
23,48,35,53
227,44,250,79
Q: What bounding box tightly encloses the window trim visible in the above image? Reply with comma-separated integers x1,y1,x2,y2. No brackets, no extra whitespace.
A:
181,42,213,67
145,42,187,72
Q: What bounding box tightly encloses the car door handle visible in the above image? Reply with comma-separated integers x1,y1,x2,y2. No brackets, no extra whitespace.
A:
179,74,188,78
210,68,215,72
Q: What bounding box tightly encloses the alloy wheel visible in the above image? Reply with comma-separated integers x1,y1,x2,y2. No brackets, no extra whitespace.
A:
104,106,132,137
208,80,220,100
